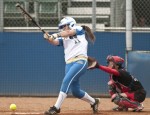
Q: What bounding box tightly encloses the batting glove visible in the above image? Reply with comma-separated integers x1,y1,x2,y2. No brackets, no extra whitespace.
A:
51,33,61,39
44,33,51,40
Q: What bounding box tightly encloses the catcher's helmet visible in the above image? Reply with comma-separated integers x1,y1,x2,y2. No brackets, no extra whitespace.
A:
106,55,124,67
58,17,76,30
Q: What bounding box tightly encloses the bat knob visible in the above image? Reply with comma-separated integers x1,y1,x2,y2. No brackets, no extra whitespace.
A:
15,3,20,7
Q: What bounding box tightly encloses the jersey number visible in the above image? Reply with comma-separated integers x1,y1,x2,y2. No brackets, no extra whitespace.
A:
69,35,80,44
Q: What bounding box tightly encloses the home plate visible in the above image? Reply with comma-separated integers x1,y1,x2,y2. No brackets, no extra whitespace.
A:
11,112,44,115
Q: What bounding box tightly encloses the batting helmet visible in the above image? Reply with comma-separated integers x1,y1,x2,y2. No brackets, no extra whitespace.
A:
58,17,76,30
106,55,124,67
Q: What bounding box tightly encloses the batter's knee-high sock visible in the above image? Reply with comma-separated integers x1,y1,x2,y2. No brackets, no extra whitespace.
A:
54,91,67,109
81,92,95,105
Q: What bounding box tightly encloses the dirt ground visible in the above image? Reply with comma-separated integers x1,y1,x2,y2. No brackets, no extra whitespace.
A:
0,97,150,115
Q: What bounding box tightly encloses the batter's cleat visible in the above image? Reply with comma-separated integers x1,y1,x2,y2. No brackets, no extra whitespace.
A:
113,106,128,111
44,106,60,115
91,98,100,114
133,103,144,112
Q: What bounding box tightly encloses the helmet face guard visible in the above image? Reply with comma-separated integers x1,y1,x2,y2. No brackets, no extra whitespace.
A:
59,24,69,29
58,17,76,30
106,55,124,67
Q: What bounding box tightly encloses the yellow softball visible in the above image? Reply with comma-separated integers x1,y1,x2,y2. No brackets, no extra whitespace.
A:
10,104,17,111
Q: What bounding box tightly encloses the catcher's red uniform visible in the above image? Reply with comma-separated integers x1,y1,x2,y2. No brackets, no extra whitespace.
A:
98,55,146,111
111,68,145,102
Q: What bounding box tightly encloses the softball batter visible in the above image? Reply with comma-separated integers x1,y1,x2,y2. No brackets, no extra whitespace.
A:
43,17,100,115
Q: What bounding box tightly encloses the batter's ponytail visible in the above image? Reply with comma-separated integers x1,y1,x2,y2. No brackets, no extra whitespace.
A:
81,25,95,44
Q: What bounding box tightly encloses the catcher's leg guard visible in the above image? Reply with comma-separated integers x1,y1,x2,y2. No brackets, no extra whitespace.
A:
112,94,141,109
111,94,128,111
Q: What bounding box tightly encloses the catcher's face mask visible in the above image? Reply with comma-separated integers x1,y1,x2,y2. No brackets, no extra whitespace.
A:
107,61,115,69
107,55,124,69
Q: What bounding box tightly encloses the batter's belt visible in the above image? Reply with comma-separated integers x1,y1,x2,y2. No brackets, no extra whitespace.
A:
66,55,87,64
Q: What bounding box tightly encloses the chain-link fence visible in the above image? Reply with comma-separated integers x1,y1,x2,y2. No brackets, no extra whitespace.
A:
133,0,150,27
0,0,150,32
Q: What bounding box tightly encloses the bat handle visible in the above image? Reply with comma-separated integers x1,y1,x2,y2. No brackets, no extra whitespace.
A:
41,29,46,34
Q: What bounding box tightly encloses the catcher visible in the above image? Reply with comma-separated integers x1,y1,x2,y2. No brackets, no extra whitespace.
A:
88,55,146,112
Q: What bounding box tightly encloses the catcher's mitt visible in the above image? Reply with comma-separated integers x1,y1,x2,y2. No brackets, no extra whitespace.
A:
87,56,99,69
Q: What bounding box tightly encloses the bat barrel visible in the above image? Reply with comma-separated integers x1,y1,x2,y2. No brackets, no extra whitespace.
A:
15,2,46,35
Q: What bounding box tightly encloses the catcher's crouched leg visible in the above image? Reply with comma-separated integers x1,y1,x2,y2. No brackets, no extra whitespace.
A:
111,94,128,111
111,94,143,111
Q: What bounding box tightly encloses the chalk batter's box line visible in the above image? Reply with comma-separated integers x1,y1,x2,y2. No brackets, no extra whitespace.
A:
11,112,44,115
